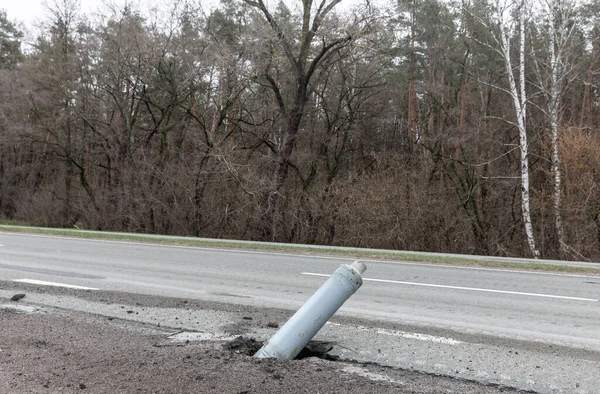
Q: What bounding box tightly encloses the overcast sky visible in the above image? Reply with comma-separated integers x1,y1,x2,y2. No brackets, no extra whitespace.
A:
2,0,168,27
2,0,380,31
3,0,94,25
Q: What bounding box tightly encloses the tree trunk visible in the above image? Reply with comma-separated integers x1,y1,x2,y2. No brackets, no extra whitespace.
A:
500,7,540,258
548,16,567,257
261,84,308,240
245,0,349,241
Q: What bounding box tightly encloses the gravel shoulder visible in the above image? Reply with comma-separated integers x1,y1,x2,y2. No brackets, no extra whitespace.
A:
0,282,525,394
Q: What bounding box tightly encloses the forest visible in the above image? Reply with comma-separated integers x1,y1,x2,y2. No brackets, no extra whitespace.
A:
0,0,599,260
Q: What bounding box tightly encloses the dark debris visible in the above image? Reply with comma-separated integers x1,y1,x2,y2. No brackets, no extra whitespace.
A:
11,294,26,301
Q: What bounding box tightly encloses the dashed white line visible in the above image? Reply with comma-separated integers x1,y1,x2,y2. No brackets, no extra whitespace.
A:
326,322,462,345
1,304,38,314
13,279,99,290
301,273,599,302
362,259,599,279
342,366,397,383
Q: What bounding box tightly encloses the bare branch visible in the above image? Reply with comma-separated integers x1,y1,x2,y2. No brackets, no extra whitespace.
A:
243,0,299,72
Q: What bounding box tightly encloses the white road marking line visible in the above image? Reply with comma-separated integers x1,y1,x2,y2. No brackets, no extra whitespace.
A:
342,366,396,383
167,332,237,343
1,304,38,314
301,272,599,302
0,232,353,261
13,279,99,290
327,322,462,345
361,260,599,279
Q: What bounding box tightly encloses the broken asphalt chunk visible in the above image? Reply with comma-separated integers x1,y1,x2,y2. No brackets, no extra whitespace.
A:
11,294,26,301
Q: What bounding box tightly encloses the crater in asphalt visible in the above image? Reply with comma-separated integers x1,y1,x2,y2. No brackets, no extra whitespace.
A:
223,336,339,361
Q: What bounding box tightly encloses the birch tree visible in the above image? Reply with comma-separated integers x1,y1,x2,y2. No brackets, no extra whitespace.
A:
532,0,579,257
467,0,540,257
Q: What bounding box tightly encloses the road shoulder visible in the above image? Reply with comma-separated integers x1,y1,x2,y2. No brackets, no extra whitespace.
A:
0,282,522,394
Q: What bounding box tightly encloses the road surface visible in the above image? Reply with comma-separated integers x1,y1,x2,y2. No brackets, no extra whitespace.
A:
1,232,599,393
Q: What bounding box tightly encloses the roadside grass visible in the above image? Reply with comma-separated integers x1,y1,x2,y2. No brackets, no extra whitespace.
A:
0,219,30,226
1,224,599,275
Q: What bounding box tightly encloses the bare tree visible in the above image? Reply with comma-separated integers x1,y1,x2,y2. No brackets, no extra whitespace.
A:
29,0,81,226
242,0,355,240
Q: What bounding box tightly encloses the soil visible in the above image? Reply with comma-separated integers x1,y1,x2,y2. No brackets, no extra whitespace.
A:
0,305,526,394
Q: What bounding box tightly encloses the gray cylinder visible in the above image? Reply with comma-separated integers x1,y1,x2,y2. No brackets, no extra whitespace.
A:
254,261,366,360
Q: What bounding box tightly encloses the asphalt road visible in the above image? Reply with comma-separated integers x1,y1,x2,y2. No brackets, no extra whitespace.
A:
1,232,600,393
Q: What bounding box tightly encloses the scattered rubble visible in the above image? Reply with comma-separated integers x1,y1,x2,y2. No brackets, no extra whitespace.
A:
10,293,26,301
223,336,263,356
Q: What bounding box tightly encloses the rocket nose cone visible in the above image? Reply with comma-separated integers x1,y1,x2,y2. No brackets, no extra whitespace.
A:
350,261,367,275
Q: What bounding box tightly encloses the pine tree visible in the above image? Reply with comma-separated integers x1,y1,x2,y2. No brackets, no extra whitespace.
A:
0,10,23,69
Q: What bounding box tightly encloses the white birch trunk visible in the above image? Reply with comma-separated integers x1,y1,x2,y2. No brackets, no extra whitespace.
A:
547,7,567,257
499,2,540,258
